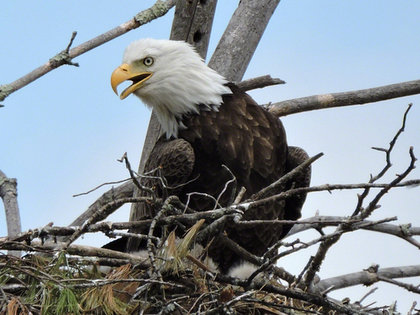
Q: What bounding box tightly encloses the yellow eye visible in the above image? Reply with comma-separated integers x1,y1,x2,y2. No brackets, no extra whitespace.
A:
143,57,154,66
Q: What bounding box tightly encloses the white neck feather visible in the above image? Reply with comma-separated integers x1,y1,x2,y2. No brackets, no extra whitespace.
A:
123,39,232,139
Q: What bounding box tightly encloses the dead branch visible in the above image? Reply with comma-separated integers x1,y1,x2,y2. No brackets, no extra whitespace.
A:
0,0,176,102
0,169,21,257
353,103,413,216
301,145,417,289
268,80,420,117
73,178,131,197
360,146,417,220
377,275,420,294
302,230,341,289
237,75,285,91
65,196,156,247
68,180,135,229
288,215,420,248
312,265,420,294
118,152,155,196
10,213,420,252
246,178,420,212
68,175,419,239
0,240,149,267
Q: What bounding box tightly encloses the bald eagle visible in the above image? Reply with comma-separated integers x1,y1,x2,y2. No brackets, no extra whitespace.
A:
109,39,310,274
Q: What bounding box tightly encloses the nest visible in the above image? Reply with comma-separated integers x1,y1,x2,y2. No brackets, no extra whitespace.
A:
0,251,340,315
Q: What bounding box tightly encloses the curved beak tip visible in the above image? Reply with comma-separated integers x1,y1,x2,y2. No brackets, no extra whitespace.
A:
110,65,128,98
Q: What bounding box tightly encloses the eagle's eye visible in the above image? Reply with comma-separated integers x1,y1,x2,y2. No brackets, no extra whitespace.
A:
143,57,154,67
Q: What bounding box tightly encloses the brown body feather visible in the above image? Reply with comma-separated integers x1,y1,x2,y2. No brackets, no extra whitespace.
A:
126,83,310,273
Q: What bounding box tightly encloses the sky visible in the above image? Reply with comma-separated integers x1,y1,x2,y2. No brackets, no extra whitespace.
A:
1,0,420,311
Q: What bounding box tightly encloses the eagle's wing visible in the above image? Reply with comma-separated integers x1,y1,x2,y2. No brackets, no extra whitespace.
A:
126,138,195,252
176,84,293,272
285,146,311,219
281,146,311,238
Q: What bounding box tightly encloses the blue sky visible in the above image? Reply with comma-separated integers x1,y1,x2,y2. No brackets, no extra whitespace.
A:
1,1,420,310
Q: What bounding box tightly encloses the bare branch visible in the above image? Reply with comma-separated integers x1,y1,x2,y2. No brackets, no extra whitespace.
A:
237,75,285,91
247,179,420,212
268,80,420,117
0,170,21,257
302,231,341,288
353,103,413,216
73,178,131,197
67,180,135,230
360,146,417,220
0,240,149,267
118,152,155,196
288,215,420,248
312,265,420,294
64,196,155,247
301,147,417,287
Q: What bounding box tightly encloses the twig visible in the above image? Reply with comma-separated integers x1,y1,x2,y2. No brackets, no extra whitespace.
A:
215,165,237,209
146,196,179,276
49,31,79,67
357,288,378,305
377,275,420,294
73,178,131,197
288,215,420,248
119,152,155,196
233,186,246,204
67,180,135,231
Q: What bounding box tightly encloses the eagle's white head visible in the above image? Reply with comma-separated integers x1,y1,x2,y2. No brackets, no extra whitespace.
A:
111,38,232,138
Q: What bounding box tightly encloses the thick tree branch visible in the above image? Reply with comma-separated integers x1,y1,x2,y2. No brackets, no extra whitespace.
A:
268,79,420,117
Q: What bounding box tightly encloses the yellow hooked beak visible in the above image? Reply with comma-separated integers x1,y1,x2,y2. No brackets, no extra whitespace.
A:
110,63,153,100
